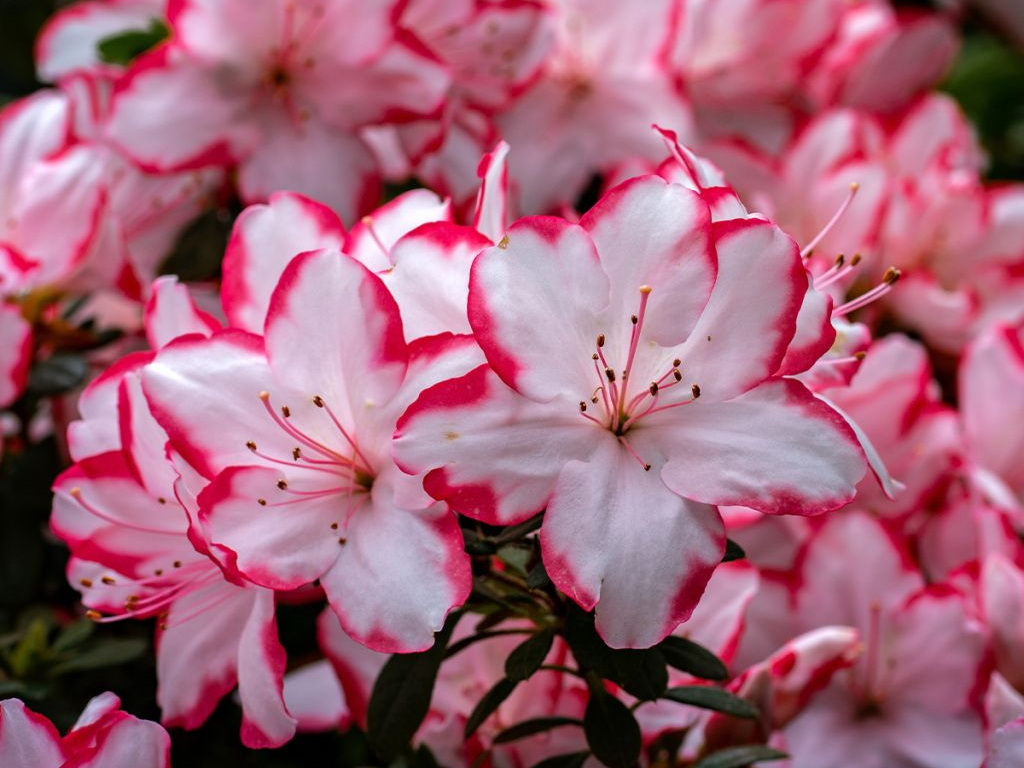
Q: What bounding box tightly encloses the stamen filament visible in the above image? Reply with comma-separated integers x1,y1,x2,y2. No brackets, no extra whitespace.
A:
801,182,860,259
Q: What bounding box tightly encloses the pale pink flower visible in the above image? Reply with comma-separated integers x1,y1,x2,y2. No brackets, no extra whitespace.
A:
494,0,694,214
106,0,449,220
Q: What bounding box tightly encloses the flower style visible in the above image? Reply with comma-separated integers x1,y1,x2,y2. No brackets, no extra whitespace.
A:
395,175,867,648
143,249,480,652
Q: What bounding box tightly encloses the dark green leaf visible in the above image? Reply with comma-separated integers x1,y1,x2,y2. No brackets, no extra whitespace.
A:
494,716,583,744
526,559,552,590
464,677,517,738
97,20,169,66
657,636,728,681
411,744,442,768
367,620,455,763
497,544,532,574
159,207,235,281
27,353,89,395
51,619,95,653
492,512,544,546
693,745,788,768
722,539,746,563
48,637,147,675
563,605,668,700
505,629,554,682
583,686,641,768
530,752,590,768
662,686,758,719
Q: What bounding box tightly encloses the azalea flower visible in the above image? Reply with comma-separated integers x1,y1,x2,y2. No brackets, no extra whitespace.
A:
106,0,450,220
0,693,170,768
395,174,867,648
143,250,479,652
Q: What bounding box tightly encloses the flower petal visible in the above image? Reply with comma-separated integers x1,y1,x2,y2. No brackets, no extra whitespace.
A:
654,379,865,515
541,439,725,648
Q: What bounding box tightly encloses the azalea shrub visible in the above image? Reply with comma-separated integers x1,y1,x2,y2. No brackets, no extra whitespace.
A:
2,1,1024,767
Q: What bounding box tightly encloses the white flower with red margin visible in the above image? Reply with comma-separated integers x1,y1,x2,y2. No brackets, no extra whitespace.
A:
494,0,694,214
220,145,508,342
736,512,989,768
670,0,846,107
0,692,170,768
393,0,555,207
143,249,480,652
51,277,300,748
395,175,867,649
35,0,166,84
958,319,1024,515
106,0,449,221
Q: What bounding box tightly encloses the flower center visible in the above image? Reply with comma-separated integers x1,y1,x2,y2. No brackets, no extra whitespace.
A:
577,286,701,471
244,391,375,508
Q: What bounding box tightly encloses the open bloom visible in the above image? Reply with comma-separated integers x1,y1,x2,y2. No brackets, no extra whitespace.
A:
143,249,480,652
395,175,866,648
0,693,170,768
106,0,449,220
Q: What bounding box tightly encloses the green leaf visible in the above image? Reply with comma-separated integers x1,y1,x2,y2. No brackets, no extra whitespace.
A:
662,686,758,719
48,637,147,676
505,628,554,682
27,353,89,395
7,618,50,677
722,539,746,563
97,20,169,66
583,685,641,768
411,744,442,768
493,716,583,744
51,620,94,653
526,559,552,590
367,620,455,763
657,636,728,681
159,206,235,281
563,605,668,700
464,677,518,738
530,752,590,768
693,745,788,768
497,544,532,574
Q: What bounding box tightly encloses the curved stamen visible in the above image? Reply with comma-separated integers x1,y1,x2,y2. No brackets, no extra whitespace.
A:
312,395,375,476
833,268,900,317
801,182,860,259
68,488,180,536
259,392,348,464
618,286,653,417
618,435,651,471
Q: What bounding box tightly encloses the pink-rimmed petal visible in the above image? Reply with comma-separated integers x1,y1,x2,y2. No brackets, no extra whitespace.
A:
653,379,865,515
988,718,1024,768
316,608,388,729
64,712,170,768
264,248,408,420
382,223,491,339
237,118,379,223
35,0,165,82
468,217,608,400
0,304,31,408
282,660,348,733
156,580,258,731
673,219,805,403
347,189,452,272
107,48,241,172
320,471,470,653
541,439,725,649
580,175,716,346
394,365,594,525
237,588,296,748
472,140,510,243
221,191,345,333
144,276,220,349
197,465,349,590
0,699,65,768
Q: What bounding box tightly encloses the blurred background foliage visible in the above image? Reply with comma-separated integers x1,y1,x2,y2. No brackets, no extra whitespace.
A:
0,1,1022,765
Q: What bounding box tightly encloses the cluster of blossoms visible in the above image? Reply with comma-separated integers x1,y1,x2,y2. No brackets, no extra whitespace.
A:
1,0,1023,766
